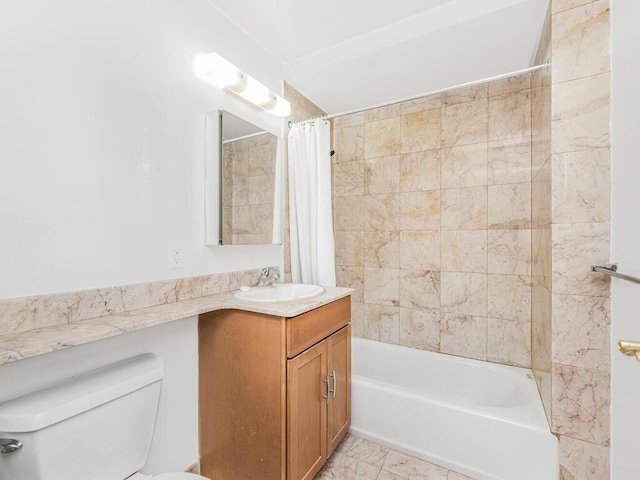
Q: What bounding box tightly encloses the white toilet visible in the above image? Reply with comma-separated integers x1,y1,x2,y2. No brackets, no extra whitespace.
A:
0,354,210,480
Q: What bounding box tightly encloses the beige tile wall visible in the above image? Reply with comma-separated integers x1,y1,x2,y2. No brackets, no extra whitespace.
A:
549,0,611,478
332,75,534,368
0,268,265,336
222,133,277,245
531,3,554,429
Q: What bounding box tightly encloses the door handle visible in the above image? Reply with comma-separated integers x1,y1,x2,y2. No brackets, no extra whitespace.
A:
618,340,640,361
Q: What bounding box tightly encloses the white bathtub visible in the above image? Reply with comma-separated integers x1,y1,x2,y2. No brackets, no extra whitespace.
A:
350,338,558,480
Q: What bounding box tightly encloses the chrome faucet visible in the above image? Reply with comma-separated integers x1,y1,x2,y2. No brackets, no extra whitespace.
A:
253,267,280,288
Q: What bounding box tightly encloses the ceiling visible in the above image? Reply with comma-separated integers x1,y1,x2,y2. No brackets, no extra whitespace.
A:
207,0,549,115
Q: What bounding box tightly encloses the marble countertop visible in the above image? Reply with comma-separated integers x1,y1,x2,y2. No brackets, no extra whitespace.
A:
0,287,353,366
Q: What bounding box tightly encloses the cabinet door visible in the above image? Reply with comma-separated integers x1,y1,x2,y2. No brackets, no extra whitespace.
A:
326,325,351,455
287,340,328,480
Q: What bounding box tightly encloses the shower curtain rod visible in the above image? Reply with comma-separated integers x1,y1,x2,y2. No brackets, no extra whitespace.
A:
287,117,330,128
285,117,335,156
323,62,549,120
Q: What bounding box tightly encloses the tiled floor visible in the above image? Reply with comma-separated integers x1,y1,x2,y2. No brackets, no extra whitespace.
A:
314,433,476,480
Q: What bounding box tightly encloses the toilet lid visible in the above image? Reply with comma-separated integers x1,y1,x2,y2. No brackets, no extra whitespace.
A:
152,473,210,480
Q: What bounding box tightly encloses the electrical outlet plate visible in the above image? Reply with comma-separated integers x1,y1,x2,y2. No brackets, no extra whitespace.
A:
168,242,184,269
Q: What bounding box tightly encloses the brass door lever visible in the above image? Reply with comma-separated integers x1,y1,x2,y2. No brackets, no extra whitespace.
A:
618,340,640,362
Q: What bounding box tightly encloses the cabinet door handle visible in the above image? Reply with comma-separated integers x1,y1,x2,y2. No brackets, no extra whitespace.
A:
323,377,329,404
329,370,336,398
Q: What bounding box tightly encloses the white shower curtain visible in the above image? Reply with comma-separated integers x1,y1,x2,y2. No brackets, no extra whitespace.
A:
287,118,336,287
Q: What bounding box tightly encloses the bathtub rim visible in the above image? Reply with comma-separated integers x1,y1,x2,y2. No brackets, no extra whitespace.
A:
351,373,551,433
351,337,551,429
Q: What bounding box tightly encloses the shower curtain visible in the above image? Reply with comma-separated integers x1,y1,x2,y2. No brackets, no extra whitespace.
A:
287,118,336,287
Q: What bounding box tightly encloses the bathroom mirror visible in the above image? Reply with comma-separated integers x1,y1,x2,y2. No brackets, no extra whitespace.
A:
205,110,281,246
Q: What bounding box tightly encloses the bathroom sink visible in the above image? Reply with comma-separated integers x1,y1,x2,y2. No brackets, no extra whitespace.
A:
234,283,325,302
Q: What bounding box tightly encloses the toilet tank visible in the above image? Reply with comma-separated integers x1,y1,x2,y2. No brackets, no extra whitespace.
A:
0,354,164,480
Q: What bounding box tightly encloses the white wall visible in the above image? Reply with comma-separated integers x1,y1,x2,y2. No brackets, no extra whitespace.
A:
0,0,287,473
0,318,200,474
610,0,640,477
0,0,284,300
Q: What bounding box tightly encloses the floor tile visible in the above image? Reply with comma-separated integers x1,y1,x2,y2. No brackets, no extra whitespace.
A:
315,452,380,480
345,436,390,467
383,450,449,480
315,434,478,480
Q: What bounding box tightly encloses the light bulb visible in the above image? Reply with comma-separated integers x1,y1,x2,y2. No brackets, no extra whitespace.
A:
194,52,243,89
266,96,292,118
260,93,278,110
235,76,271,106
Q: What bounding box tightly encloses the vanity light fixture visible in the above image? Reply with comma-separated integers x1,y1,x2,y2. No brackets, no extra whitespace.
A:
194,52,291,118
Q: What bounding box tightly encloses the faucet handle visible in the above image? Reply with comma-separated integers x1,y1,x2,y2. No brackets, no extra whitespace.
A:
261,266,280,277
252,267,280,287
260,267,272,277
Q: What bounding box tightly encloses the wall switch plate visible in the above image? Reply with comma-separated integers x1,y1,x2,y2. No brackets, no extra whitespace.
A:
168,242,184,269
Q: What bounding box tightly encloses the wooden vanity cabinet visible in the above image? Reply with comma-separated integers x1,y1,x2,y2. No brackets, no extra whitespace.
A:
199,296,351,480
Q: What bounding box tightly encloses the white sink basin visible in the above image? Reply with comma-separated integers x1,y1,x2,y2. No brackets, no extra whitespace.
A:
234,283,325,302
